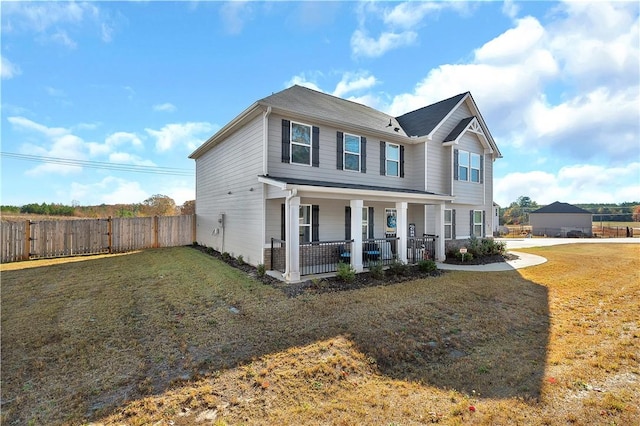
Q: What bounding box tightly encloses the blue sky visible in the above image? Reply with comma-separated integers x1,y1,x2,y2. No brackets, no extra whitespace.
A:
1,0,638,208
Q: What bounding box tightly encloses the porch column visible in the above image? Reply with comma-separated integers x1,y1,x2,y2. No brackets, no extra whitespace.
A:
350,199,363,272
433,202,446,261
396,201,408,263
285,196,300,281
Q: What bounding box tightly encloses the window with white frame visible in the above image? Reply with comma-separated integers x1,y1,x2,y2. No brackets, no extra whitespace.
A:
458,150,469,181
444,209,453,239
362,207,369,239
386,143,400,177
344,133,361,172
458,150,481,183
470,153,481,183
299,205,312,243
473,210,483,237
291,122,311,165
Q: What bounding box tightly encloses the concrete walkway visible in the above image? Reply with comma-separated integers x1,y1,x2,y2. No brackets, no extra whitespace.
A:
437,237,639,272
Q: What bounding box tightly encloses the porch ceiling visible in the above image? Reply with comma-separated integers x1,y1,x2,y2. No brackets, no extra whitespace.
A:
259,175,454,203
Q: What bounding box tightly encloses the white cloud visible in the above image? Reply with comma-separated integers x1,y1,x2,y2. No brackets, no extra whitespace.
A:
383,2,445,29
153,102,177,112
285,74,323,92
351,29,417,58
8,116,69,138
332,72,378,98
69,176,148,205
2,1,115,47
495,162,640,206
105,131,143,148
1,55,21,79
474,16,545,64
145,122,216,152
219,1,253,35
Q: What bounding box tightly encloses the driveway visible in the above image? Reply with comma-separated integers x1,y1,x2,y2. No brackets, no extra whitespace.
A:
496,237,640,250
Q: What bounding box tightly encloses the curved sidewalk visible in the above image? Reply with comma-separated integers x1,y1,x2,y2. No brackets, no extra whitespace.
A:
437,251,547,272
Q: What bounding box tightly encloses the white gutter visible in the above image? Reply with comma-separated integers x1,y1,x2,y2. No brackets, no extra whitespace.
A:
283,188,297,280
262,106,271,176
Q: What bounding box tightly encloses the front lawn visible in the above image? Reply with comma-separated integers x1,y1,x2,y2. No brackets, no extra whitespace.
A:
1,244,638,425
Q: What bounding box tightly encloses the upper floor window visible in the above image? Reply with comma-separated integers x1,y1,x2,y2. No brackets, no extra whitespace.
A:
337,132,367,173
455,149,482,183
380,141,403,177
344,134,361,172
386,143,400,176
282,119,319,167
291,122,311,165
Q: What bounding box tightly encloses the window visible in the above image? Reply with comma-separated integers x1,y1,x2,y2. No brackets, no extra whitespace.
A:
344,133,361,171
299,205,312,243
444,209,453,239
456,149,482,183
458,150,469,181
473,210,483,237
386,143,399,177
291,122,311,165
362,207,369,239
470,153,481,183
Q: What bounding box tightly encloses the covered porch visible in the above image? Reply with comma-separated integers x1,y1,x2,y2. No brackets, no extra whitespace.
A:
260,176,452,282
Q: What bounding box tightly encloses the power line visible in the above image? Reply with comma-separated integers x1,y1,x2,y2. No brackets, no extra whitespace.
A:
0,152,194,176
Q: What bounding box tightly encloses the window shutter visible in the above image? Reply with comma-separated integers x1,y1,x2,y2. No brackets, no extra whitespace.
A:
280,203,285,240
312,126,320,167
312,205,319,241
368,207,374,238
480,154,484,184
400,145,405,178
336,132,344,170
361,137,367,173
470,210,474,237
380,141,386,175
281,120,290,163
345,206,351,240
482,210,486,237
453,148,459,180
452,209,456,239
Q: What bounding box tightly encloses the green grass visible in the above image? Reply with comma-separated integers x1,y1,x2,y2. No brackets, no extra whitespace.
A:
1,244,639,425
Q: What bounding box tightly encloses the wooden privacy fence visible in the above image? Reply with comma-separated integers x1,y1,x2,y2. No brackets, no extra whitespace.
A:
1,215,195,263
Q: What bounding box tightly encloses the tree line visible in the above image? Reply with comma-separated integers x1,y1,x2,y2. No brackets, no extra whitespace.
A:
1,195,195,218
500,196,640,225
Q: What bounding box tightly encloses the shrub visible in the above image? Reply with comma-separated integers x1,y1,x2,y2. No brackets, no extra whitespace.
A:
387,258,407,277
336,262,356,283
221,252,231,262
237,255,245,265
206,247,215,255
455,251,474,262
418,259,437,273
256,264,265,278
368,261,384,279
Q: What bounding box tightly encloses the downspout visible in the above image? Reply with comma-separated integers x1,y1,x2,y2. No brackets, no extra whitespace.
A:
283,188,297,279
262,106,271,176
261,106,271,265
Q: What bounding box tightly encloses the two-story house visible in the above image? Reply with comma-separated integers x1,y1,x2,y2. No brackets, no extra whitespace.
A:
189,85,501,281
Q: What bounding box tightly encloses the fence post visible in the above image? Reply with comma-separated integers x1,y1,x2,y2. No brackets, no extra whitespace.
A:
153,216,159,248
108,216,113,254
192,213,197,244
23,220,31,260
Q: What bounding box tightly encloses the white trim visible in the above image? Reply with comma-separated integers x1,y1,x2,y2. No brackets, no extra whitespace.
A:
343,133,362,172
427,93,469,139
258,176,455,203
385,142,400,177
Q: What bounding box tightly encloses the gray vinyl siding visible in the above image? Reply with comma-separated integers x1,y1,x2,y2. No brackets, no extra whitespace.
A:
530,213,592,237
267,114,420,190
451,133,485,205
194,114,264,265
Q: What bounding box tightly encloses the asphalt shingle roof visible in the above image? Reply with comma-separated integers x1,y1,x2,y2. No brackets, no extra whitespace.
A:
531,201,592,214
262,176,447,197
395,92,468,137
444,116,475,142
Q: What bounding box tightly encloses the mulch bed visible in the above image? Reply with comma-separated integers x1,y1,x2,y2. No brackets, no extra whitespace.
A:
191,244,515,298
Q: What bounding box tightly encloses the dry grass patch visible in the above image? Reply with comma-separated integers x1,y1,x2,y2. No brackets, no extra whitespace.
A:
2,244,638,425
